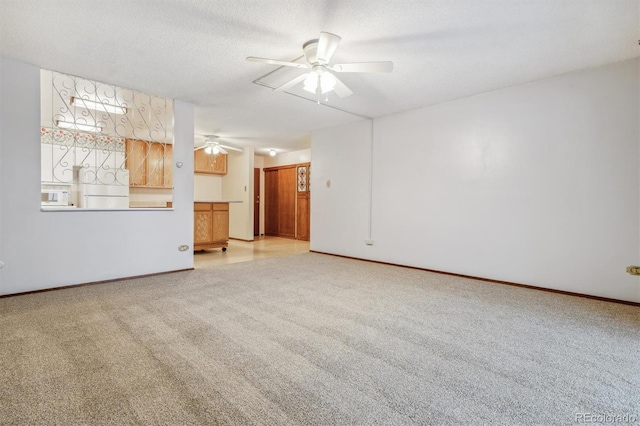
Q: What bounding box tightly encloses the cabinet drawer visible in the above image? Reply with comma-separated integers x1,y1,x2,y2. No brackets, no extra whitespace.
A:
195,202,212,211
213,203,229,211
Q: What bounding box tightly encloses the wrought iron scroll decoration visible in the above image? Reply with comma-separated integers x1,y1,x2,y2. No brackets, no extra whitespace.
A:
44,70,172,187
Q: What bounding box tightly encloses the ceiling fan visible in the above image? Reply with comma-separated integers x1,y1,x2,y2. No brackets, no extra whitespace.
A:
247,31,393,100
194,135,244,155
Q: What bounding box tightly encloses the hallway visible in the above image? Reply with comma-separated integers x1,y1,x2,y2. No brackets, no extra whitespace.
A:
194,236,310,268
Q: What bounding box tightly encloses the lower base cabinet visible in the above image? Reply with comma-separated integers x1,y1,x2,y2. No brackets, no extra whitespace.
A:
194,202,229,251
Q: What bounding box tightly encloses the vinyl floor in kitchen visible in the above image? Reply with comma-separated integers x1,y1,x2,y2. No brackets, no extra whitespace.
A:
194,236,310,268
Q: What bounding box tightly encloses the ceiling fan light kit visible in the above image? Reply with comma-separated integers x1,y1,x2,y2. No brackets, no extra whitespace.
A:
303,69,337,95
204,145,220,155
247,31,393,100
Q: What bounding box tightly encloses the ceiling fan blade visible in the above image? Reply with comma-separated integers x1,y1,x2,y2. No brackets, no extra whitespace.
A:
274,73,309,92
330,61,393,73
332,76,353,98
316,32,341,64
246,56,309,69
194,145,208,152
217,146,228,155
219,144,244,153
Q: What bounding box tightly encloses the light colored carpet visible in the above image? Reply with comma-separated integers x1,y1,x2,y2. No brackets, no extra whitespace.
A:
1,253,638,425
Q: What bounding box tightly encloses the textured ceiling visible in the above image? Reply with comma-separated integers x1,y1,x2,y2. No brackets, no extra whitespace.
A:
1,1,638,154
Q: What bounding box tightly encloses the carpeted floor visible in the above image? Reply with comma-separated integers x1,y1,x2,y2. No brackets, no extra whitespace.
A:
1,253,638,425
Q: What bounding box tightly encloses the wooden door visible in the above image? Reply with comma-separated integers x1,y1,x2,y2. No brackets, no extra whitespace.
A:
264,169,279,236
254,168,260,236
296,164,310,241
278,166,297,239
296,194,310,241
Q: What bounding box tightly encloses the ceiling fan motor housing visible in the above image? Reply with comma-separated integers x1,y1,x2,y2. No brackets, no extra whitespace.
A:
303,39,321,65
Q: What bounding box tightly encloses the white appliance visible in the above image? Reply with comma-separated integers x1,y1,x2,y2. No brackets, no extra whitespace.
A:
77,167,129,209
41,188,70,206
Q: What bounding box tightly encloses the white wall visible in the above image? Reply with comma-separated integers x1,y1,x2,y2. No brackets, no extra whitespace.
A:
223,147,255,240
310,121,372,254
263,149,311,168
194,174,223,201
311,59,640,303
0,58,195,296
0,57,4,290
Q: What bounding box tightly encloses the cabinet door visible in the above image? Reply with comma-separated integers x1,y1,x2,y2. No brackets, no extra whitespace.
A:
194,150,227,175
41,143,53,182
164,144,173,188
194,210,213,244
212,153,227,174
147,142,165,187
41,143,75,183
194,149,210,173
212,209,229,243
126,139,148,186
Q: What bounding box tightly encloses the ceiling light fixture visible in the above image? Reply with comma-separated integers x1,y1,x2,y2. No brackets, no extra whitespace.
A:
204,144,222,155
269,149,276,157
55,120,102,133
71,97,127,115
302,70,337,95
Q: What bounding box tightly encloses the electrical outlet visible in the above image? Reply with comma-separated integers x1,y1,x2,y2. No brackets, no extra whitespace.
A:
365,239,374,245
626,265,640,275
178,245,189,252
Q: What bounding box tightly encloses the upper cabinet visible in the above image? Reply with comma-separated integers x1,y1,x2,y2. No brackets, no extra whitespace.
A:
125,139,173,188
194,149,227,175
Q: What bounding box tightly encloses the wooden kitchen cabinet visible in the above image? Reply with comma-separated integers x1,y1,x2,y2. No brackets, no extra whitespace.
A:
194,202,229,251
163,144,173,187
125,139,173,188
125,139,148,186
194,149,227,175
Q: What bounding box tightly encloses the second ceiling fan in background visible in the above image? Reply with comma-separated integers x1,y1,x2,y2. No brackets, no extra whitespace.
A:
194,135,244,155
